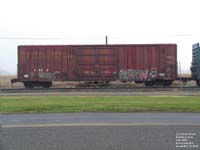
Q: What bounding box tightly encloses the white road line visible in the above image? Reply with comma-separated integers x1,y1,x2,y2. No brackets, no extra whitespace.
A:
2,123,200,128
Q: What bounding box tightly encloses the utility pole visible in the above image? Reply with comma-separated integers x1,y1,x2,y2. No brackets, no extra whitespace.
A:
105,36,108,45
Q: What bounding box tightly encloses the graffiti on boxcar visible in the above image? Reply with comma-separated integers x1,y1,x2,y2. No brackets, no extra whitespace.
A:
39,72,56,79
119,69,156,82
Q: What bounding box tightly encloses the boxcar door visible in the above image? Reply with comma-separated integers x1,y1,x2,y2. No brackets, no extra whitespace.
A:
76,47,118,81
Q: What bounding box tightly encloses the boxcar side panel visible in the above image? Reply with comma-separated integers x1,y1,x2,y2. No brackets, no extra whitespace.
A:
76,47,119,81
18,46,76,82
119,44,177,80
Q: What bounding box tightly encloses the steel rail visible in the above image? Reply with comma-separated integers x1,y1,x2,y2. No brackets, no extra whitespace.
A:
0,86,199,93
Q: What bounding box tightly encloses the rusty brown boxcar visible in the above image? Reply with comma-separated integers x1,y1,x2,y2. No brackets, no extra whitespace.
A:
14,44,177,88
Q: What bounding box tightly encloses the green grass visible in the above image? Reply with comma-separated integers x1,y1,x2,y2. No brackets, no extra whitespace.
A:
0,96,200,113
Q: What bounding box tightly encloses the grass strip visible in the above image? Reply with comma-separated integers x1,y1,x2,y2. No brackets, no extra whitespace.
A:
0,96,200,113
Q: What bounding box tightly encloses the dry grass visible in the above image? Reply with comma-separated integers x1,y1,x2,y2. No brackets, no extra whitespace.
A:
178,74,191,78
52,81,78,88
0,75,23,88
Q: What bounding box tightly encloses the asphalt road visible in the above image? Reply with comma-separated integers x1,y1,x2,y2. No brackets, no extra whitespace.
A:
1,113,200,150
2,113,200,125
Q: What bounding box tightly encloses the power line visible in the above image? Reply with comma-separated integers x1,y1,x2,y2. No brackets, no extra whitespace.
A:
113,34,200,39
0,34,199,40
0,37,106,40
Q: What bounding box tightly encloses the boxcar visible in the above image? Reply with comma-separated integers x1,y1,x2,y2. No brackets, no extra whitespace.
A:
14,44,177,88
191,43,200,86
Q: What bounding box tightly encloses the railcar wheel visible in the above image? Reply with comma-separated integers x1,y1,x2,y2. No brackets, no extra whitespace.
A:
23,82,34,89
40,82,52,88
145,81,154,86
94,81,98,84
106,81,111,84
163,81,172,87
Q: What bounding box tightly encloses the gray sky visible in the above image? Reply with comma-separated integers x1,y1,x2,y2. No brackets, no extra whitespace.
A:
0,0,200,74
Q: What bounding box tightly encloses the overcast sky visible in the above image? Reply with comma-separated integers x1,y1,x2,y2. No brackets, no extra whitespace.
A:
0,0,200,74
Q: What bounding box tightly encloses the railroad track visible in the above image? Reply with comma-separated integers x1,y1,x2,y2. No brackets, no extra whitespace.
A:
0,86,199,93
